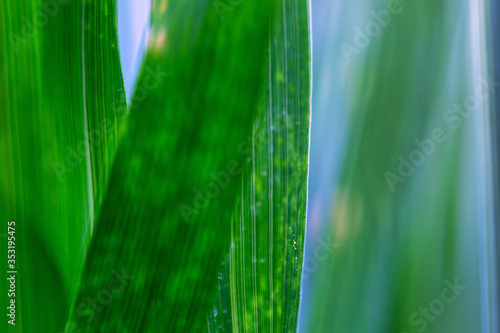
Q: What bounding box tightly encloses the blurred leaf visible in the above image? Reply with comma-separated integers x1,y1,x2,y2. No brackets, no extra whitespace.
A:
66,0,310,332
303,0,494,332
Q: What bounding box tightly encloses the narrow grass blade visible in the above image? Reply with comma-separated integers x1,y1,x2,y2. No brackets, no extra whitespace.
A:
209,0,311,331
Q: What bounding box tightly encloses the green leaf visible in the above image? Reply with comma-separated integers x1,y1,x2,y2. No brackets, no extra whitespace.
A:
0,1,89,331
0,0,125,331
209,0,311,331
66,1,311,332
82,0,127,208
1,0,311,331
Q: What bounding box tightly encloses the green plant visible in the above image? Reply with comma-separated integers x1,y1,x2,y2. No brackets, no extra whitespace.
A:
0,0,311,332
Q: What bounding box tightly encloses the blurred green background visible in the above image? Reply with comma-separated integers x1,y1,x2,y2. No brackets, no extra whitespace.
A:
299,0,499,332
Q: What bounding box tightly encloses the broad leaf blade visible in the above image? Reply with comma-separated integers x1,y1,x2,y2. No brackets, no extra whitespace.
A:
0,0,126,331
66,1,300,331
